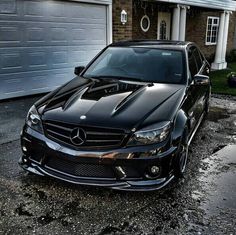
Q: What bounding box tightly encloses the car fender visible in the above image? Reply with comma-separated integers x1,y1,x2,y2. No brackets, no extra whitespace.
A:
171,109,189,147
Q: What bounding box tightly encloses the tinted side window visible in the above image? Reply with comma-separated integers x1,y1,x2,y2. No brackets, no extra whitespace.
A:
188,48,198,78
193,48,203,71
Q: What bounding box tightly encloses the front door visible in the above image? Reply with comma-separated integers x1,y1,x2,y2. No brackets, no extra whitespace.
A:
157,12,171,40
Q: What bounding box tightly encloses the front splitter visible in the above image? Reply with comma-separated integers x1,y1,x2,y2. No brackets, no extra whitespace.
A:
19,157,175,192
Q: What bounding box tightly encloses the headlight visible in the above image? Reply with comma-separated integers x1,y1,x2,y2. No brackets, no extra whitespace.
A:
127,121,171,146
26,105,43,134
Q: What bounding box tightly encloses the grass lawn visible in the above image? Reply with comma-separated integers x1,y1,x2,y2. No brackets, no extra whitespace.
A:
210,62,236,96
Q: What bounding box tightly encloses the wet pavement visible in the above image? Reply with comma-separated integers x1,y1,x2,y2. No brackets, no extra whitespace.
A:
0,95,236,234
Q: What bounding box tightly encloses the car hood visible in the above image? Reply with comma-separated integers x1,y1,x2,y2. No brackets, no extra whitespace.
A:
38,77,186,131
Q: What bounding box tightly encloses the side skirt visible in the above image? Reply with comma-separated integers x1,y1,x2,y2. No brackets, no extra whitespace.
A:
188,111,205,146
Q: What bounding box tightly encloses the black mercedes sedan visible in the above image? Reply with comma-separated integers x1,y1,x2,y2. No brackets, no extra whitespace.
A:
19,40,211,191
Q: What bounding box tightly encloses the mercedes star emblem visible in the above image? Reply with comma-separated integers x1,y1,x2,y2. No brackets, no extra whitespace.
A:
70,128,87,145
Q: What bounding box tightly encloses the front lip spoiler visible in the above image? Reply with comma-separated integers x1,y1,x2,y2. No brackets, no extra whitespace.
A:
19,159,175,192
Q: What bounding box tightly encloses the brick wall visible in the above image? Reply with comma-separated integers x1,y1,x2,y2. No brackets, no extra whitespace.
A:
112,0,133,42
227,12,236,53
132,1,172,40
186,8,236,60
112,1,236,62
132,1,158,39
186,9,219,59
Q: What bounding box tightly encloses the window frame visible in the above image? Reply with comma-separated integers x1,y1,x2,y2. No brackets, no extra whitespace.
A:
140,15,150,32
188,48,198,79
205,16,220,46
193,48,203,72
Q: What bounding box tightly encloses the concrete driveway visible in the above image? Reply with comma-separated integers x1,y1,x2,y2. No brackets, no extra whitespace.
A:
0,95,235,234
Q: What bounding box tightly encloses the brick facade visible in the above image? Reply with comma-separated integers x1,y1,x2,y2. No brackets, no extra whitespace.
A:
227,12,236,53
112,0,133,42
186,9,218,59
186,8,236,60
112,1,235,61
132,1,158,40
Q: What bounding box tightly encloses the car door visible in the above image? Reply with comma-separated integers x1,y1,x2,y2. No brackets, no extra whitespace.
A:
186,46,203,131
193,47,210,115
195,48,211,108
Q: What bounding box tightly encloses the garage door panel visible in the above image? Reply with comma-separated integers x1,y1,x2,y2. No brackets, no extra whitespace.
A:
0,68,73,99
0,25,21,43
0,0,17,15
0,45,104,75
1,52,22,71
1,1,107,24
0,0,107,100
0,22,106,47
23,1,46,18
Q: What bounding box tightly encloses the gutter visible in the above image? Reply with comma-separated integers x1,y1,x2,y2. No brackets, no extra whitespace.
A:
150,0,236,11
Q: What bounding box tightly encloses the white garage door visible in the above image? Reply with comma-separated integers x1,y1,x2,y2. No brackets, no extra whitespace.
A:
0,0,108,100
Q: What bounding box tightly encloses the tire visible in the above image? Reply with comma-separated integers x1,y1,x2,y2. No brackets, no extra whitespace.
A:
174,127,189,178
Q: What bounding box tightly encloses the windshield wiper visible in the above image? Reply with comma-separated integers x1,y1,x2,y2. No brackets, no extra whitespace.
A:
88,75,147,83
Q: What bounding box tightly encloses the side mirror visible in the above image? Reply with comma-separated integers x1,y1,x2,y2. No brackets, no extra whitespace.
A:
194,74,210,85
74,66,85,76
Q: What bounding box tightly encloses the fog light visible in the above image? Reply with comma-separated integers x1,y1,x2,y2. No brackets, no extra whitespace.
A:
22,146,27,152
145,165,161,179
150,166,160,175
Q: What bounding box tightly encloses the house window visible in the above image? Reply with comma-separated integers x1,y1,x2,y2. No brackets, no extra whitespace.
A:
206,17,219,45
140,15,150,32
160,20,167,40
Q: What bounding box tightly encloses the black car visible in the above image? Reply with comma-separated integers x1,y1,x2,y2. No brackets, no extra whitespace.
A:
20,40,211,191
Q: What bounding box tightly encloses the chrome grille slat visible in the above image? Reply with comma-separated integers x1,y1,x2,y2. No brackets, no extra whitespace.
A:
43,120,126,149
86,131,122,136
45,122,72,132
85,139,121,143
47,129,70,139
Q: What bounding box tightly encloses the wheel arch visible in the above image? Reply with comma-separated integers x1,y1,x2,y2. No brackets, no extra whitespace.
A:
171,109,190,147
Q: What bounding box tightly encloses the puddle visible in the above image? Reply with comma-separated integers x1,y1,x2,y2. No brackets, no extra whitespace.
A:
207,107,230,122
196,145,236,216
212,145,227,154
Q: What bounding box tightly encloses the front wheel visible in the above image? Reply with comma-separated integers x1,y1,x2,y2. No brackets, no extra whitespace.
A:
174,127,189,178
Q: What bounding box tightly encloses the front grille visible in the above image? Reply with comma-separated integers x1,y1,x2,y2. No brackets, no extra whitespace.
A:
45,155,141,179
46,156,116,178
43,120,127,150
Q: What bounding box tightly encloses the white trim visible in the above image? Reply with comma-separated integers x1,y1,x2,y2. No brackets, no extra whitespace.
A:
179,6,187,41
107,4,113,44
68,0,112,4
171,5,180,40
205,16,220,46
152,0,236,11
211,11,228,70
140,15,151,32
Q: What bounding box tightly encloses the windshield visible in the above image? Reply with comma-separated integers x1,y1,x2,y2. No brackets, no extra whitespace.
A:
83,47,185,84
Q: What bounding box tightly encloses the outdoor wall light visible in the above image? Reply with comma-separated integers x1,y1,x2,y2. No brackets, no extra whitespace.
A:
121,10,127,24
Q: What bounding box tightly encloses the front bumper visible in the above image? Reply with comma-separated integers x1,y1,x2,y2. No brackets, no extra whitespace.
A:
20,125,178,191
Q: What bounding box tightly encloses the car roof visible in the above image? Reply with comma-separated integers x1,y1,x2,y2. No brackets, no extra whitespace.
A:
110,40,192,50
